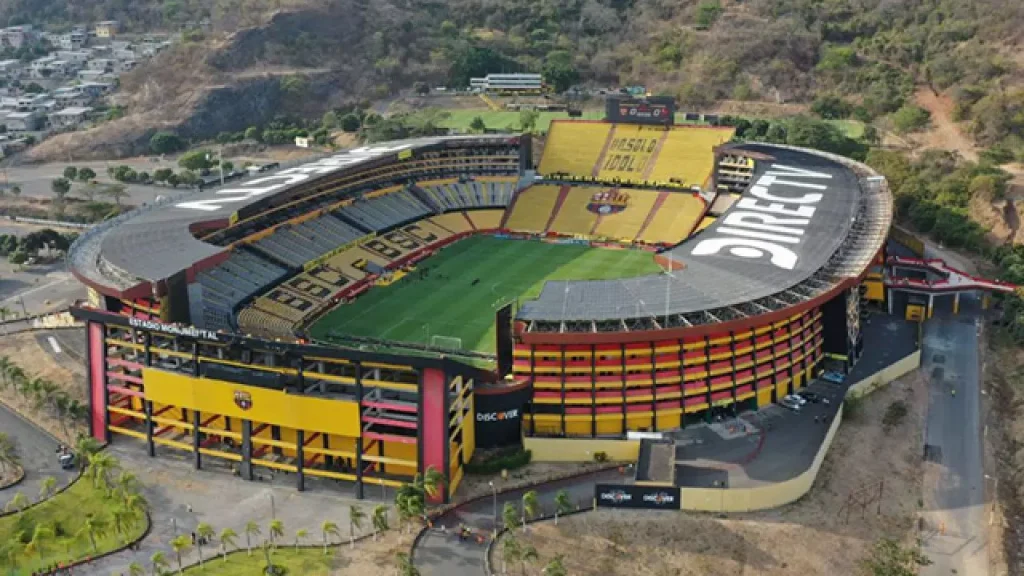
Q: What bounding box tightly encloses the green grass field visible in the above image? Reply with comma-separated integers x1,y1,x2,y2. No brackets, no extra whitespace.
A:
439,109,605,132
309,236,662,354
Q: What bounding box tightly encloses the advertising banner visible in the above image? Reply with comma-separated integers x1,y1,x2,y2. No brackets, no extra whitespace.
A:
594,484,681,510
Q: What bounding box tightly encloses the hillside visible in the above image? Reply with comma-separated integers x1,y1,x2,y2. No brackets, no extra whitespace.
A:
17,0,1024,161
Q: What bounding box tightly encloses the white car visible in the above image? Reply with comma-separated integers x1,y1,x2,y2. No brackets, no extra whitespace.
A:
784,394,807,406
780,396,802,411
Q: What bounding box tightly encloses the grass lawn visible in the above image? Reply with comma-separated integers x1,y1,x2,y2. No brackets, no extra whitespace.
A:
182,547,333,575
0,478,147,575
309,235,662,354
440,109,605,132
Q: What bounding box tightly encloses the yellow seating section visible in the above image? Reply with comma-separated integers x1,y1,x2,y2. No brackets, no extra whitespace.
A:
428,212,473,235
405,220,453,243
324,246,391,281
547,187,598,236
637,192,706,245
284,275,333,304
307,266,351,289
592,189,659,241
538,122,612,176
645,126,734,187
253,288,315,323
504,185,561,233
593,125,663,182
694,216,716,233
237,307,295,340
466,209,505,231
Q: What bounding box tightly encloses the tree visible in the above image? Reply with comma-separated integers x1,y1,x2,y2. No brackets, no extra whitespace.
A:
102,183,129,207
244,126,261,141
320,520,340,555
38,475,56,500
221,161,234,173
152,168,173,183
862,125,881,146
166,173,181,188
349,505,365,547
414,81,430,95
10,185,19,197
150,132,185,155
244,520,261,556
522,490,539,525
811,94,853,119
178,170,199,188
63,166,78,180
128,561,146,576
151,550,170,576
178,149,214,172
543,59,579,93
695,0,723,29
395,551,420,576
859,538,931,576
268,518,285,549
51,177,71,200
75,435,101,468
372,504,389,541
519,542,539,575
892,105,931,134
4,491,27,512
554,489,572,525
519,109,540,133
469,116,487,133
25,523,53,568
0,432,18,475
79,514,107,553
501,535,522,575
195,522,214,565
170,534,191,574
23,82,44,93
322,110,339,129
86,451,119,490
340,113,361,133
502,501,519,532
544,556,567,576
218,527,238,562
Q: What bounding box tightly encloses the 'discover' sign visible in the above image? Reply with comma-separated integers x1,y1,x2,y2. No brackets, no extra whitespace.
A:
594,484,680,510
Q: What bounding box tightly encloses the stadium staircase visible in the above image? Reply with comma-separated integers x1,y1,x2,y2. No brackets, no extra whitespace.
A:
408,184,443,213
548,186,597,236
461,212,478,231
637,192,706,245
499,188,523,229
542,185,570,233
640,130,672,180
590,124,619,178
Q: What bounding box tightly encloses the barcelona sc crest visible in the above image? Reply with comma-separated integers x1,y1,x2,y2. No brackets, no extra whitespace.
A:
234,390,253,411
586,190,630,215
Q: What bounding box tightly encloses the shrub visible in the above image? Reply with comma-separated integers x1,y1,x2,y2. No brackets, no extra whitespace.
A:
882,400,908,430
842,395,864,421
891,105,931,133
464,449,532,475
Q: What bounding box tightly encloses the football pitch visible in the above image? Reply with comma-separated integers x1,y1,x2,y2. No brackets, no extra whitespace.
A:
308,235,663,355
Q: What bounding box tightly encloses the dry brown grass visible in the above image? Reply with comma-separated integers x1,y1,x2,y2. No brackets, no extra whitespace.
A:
330,531,414,575
496,374,925,576
0,332,87,444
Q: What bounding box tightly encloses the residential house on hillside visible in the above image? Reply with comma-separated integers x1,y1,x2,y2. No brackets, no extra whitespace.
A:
0,26,36,49
53,86,93,109
29,56,56,79
3,111,41,132
78,82,111,98
56,50,91,66
49,106,92,128
95,21,119,40
56,30,87,51
87,58,115,74
0,60,23,80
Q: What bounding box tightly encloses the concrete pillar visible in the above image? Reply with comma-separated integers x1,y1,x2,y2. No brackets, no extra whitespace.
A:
887,289,893,315
927,294,934,319
953,292,960,315
192,409,201,470
241,420,253,481
296,430,305,492
983,294,991,310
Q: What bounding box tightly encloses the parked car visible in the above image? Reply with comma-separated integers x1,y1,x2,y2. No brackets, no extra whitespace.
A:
780,396,802,411
785,394,807,406
798,391,821,403
821,370,846,384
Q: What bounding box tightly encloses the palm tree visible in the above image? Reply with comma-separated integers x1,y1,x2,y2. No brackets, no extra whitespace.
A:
394,551,420,576
5,491,28,512
128,561,146,576
116,470,140,498
349,505,365,548
74,436,102,469
25,523,54,569
0,432,18,476
320,520,340,555
169,534,191,574
244,520,261,556
150,550,170,576
522,490,539,527
294,528,308,550
1,538,20,573
519,542,539,575
113,505,137,540
422,466,445,501
554,490,572,526
123,492,149,515
195,522,214,565
371,504,389,541
543,556,568,576
87,451,120,490
79,514,107,553
219,527,238,562
502,501,519,533
38,475,57,500
0,356,12,386
501,536,522,575
268,518,284,549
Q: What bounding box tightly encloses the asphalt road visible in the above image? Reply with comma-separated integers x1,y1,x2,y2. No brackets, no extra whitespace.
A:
919,295,989,576
0,402,76,510
415,468,626,576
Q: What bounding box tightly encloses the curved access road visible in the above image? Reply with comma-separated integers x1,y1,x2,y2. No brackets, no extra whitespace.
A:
0,402,76,510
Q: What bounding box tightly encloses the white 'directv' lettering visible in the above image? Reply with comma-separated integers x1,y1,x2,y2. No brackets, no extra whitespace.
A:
689,162,833,270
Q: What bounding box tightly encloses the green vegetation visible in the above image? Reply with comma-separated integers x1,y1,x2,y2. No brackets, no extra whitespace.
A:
439,109,604,133
180,547,334,575
0,450,147,575
859,538,931,576
309,236,663,353
465,448,532,475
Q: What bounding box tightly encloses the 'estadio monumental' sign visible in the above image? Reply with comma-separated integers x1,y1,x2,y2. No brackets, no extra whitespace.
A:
690,164,833,270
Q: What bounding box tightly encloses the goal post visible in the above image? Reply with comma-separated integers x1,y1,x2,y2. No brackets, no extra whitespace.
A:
430,335,463,351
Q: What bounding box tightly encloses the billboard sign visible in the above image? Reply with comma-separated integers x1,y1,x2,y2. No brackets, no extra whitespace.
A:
605,96,675,125
594,484,681,510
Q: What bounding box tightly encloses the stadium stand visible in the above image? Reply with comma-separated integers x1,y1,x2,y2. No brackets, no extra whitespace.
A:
325,246,392,281
237,307,296,339
591,188,660,241
503,185,562,233
404,220,454,243
428,212,474,235
537,122,613,176
547,186,600,236
636,192,706,245
644,126,734,187
338,189,434,232
253,287,317,323
465,209,505,231
196,248,290,330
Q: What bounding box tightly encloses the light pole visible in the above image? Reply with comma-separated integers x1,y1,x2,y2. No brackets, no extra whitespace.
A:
489,480,498,536
269,492,276,519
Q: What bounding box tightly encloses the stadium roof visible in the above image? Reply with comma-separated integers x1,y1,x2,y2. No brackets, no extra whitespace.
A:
69,134,520,295
517,143,892,330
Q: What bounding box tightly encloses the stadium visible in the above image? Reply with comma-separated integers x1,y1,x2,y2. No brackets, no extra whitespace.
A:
68,97,893,502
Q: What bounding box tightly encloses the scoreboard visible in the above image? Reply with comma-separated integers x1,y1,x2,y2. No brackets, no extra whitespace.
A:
605,96,676,125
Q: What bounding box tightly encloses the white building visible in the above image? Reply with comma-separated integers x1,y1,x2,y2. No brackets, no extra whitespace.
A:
49,106,92,128
0,60,23,80
469,73,543,92
53,87,93,109
56,31,87,51
87,58,115,73
4,111,41,132
95,21,119,39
